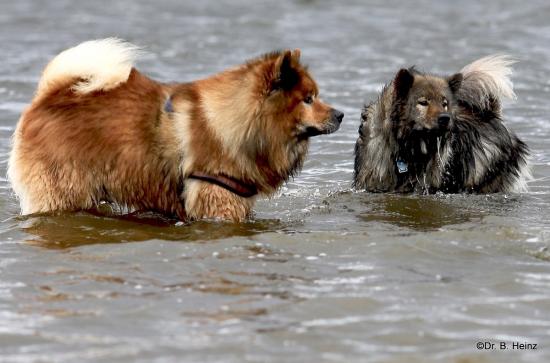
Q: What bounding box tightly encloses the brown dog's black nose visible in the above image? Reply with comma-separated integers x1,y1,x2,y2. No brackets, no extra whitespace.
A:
438,113,451,128
332,109,344,123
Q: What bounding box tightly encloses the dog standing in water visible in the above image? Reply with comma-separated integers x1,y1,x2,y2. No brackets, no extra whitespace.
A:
354,55,529,193
8,39,343,221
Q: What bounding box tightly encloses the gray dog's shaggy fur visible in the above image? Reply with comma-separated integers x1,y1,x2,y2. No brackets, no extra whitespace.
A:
354,55,529,194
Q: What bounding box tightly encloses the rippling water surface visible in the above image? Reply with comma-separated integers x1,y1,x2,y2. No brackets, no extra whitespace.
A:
1,1,550,362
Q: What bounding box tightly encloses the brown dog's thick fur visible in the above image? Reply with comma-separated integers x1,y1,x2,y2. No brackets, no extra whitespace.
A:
9,39,343,221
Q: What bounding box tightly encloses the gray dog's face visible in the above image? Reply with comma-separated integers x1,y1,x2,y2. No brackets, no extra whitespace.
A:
406,77,454,132
393,68,463,136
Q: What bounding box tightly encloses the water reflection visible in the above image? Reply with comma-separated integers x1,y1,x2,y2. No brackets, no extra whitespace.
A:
337,192,479,231
20,211,291,249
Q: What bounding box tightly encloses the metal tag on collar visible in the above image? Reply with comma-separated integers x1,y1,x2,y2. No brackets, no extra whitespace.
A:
396,159,408,174
164,97,174,113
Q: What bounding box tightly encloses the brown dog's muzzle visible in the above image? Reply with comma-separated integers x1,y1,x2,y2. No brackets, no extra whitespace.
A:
323,108,344,134
331,109,344,127
299,108,344,139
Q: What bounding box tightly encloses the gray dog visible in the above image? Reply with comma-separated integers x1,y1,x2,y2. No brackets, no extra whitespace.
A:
354,55,529,194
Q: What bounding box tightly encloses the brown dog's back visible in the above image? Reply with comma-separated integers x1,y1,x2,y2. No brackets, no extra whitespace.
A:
10,61,186,216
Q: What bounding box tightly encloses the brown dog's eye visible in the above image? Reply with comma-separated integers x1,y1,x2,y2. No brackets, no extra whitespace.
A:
418,99,429,106
304,96,313,105
442,99,448,108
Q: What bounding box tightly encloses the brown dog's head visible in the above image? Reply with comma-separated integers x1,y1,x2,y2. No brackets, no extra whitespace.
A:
262,50,343,139
190,50,342,195
393,67,462,134
249,50,343,188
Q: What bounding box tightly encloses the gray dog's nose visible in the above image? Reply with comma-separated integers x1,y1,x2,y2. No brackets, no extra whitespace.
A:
438,113,451,128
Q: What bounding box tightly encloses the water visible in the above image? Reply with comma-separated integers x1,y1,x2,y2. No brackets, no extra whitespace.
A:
1,1,550,362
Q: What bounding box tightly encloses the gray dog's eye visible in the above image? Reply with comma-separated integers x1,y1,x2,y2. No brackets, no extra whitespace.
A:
418,98,428,106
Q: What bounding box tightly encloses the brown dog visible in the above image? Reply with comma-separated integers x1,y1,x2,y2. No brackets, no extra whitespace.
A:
8,38,343,221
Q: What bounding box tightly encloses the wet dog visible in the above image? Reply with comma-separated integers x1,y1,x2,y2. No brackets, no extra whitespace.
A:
354,55,529,193
8,38,343,221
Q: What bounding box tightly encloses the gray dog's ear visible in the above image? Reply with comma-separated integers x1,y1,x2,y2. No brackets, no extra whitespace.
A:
447,73,463,93
394,68,415,100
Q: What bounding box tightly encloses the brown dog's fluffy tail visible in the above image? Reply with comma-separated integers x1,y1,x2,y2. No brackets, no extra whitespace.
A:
457,55,516,112
36,38,140,98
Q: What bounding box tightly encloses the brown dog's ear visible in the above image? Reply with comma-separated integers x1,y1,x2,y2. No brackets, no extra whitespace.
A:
394,68,415,100
291,48,301,62
272,50,300,91
447,73,463,93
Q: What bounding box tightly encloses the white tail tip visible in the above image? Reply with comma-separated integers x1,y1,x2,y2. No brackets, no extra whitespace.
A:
460,54,517,102
37,38,141,96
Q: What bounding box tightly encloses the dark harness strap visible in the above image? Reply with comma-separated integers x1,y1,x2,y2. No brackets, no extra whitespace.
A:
188,172,258,198
163,96,257,198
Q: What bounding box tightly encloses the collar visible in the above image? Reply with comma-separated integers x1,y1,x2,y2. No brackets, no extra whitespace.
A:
188,172,258,198
170,95,257,198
